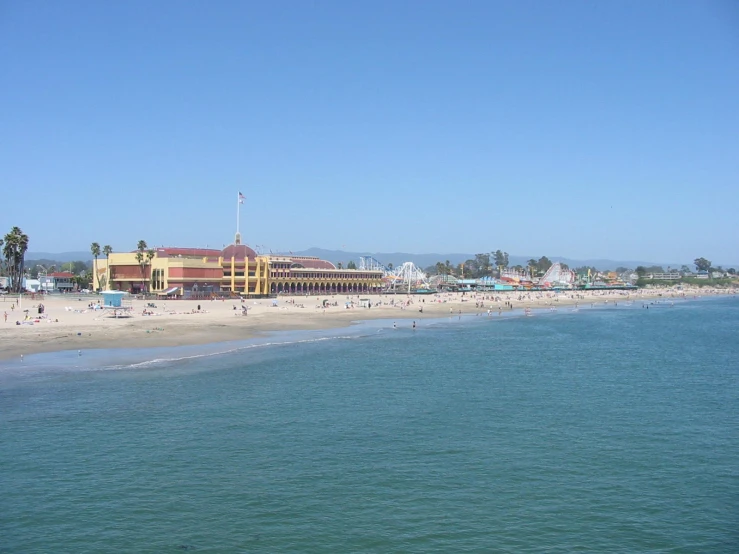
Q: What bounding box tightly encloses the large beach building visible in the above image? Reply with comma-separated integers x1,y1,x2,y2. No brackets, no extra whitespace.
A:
94,235,383,297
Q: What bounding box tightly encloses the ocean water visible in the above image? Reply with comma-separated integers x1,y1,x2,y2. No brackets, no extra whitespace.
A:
1,297,738,553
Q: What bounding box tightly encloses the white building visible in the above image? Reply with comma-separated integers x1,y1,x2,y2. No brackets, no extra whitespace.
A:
22,278,41,293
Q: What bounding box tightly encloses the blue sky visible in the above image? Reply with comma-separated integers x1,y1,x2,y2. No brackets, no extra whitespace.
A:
1,1,737,264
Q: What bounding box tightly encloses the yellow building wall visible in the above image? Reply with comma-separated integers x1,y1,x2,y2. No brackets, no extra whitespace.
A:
95,252,190,292
217,255,270,296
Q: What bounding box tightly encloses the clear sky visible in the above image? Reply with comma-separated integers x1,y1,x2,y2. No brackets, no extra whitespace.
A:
1,1,737,263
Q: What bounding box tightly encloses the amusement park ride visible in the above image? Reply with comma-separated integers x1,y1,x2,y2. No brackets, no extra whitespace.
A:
538,263,577,288
359,256,431,293
357,257,630,293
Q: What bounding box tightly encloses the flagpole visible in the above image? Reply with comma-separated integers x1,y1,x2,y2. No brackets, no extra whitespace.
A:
236,192,240,237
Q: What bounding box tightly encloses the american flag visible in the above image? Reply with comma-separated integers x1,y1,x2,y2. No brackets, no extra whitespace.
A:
238,192,245,204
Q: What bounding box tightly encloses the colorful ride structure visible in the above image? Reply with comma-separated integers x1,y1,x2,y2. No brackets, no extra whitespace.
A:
538,263,576,288
358,256,430,293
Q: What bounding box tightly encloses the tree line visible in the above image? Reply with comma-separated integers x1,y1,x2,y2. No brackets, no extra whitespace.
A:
423,253,737,281
1,227,29,293
423,252,566,279
634,258,736,278
0,226,116,292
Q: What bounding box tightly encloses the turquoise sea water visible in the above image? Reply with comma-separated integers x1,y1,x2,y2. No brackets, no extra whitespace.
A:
2,297,738,553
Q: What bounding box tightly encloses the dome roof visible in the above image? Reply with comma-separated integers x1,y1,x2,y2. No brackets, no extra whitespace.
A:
287,256,336,270
222,243,257,260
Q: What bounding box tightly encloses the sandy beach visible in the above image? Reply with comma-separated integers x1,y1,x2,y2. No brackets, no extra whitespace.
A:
0,287,733,361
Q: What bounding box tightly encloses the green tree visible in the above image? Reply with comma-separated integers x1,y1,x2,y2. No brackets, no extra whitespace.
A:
474,253,491,277
347,260,357,270
693,257,711,272
146,248,156,292
91,242,101,291
69,261,87,275
337,262,343,269
635,266,647,277
494,250,509,270
537,256,552,273
728,268,736,275
461,259,475,278
135,240,147,293
74,269,92,290
100,245,113,291
3,227,29,293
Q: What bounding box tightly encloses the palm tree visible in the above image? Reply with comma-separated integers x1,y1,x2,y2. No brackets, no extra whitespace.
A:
90,242,101,291
146,248,156,292
3,227,29,293
134,250,144,292
135,240,147,293
98,245,112,290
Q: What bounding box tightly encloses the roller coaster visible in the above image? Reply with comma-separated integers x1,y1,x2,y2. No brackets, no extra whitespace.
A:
358,256,430,292
538,263,576,287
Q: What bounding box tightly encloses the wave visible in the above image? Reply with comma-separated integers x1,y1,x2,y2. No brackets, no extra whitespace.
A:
102,333,365,371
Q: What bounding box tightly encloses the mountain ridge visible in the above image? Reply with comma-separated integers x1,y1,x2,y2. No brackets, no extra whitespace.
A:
284,248,708,271
24,249,734,271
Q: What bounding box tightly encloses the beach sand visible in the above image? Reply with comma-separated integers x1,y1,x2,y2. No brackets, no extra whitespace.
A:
0,288,732,361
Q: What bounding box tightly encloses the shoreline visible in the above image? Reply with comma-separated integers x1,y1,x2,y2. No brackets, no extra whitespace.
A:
1,288,734,363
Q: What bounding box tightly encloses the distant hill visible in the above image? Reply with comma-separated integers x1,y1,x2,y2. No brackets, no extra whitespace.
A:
290,248,693,271
26,248,736,271
26,251,92,263
291,248,474,270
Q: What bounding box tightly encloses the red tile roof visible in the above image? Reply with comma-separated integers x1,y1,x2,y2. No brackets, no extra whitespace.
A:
50,272,75,278
288,256,336,270
222,244,257,260
155,247,222,258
